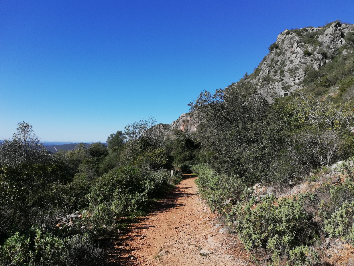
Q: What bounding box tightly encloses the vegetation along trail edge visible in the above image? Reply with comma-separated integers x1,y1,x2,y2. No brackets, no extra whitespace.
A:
111,177,253,266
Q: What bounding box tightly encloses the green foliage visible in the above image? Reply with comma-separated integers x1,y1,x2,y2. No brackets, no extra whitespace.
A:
190,83,354,186
318,163,354,244
288,245,319,266
123,117,157,142
190,79,354,263
115,119,173,171
268,42,279,52
229,194,319,264
0,229,104,266
302,31,321,47
324,200,354,243
0,149,73,237
55,173,92,211
107,130,125,153
303,49,312,56
339,76,354,93
0,122,51,167
318,48,328,59
165,130,200,173
98,151,121,174
292,28,304,37
190,85,272,184
0,120,185,265
303,46,354,102
345,32,354,45
88,142,108,158
193,164,247,213
0,232,31,265
85,166,176,235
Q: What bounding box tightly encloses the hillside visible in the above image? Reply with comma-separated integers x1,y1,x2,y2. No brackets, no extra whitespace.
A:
248,21,354,100
189,21,354,265
1,20,354,266
172,21,354,134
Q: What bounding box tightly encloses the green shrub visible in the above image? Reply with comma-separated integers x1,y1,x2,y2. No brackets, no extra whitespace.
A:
345,32,354,45
339,76,354,93
85,166,149,232
318,48,328,59
324,200,354,243
288,245,319,265
302,31,321,46
228,194,319,263
194,164,248,212
0,229,104,266
269,42,279,52
303,49,312,56
319,166,354,243
0,232,32,265
85,166,176,234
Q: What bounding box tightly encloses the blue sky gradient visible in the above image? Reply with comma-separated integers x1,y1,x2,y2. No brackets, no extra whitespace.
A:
1,0,353,142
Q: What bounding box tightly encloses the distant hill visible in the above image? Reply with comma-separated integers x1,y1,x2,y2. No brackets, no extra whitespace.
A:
42,143,107,153
1,141,107,154
44,143,88,153
41,141,75,146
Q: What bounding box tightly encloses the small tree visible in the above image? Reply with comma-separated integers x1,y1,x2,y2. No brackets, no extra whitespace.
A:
107,131,125,153
0,122,48,167
123,117,156,141
0,122,71,236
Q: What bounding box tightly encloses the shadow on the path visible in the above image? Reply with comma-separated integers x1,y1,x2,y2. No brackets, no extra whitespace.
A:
106,177,197,265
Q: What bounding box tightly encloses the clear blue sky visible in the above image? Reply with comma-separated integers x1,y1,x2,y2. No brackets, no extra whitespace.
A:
1,0,353,142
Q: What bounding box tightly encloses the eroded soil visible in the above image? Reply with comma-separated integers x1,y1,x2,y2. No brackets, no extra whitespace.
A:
110,177,253,266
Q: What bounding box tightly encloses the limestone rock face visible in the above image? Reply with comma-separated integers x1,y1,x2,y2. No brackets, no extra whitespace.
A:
168,22,354,134
145,113,198,140
248,21,354,100
170,113,198,133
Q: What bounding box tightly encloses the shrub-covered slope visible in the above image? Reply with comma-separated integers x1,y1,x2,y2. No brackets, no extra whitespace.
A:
0,121,189,265
191,20,354,264
1,20,354,265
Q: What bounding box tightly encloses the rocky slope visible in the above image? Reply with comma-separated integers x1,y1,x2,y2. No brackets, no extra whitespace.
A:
248,21,354,99
170,112,198,133
170,21,354,132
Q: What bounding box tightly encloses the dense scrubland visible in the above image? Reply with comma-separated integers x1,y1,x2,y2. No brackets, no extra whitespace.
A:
1,20,354,265
0,120,190,265
192,88,354,264
192,21,354,264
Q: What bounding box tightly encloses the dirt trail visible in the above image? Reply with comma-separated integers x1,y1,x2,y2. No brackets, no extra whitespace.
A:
112,177,252,266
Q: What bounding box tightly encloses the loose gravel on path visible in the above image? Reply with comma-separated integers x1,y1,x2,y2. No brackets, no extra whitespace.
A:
112,177,253,266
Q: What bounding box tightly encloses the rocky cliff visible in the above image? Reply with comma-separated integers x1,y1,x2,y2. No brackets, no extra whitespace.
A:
247,21,354,100
172,21,354,132
170,113,198,133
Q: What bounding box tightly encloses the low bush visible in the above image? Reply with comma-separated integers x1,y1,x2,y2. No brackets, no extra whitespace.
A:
0,229,104,266
288,245,319,266
85,166,177,235
303,49,312,56
269,42,279,52
228,194,319,264
345,32,354,45
324,200,354,243
193,164,248,213
317,162,354,244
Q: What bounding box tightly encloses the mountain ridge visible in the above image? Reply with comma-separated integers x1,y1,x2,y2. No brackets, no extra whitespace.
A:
248,20,354,100
170,21,354,133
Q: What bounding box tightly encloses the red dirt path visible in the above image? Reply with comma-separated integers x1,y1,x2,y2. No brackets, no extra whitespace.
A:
110,177,253,266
